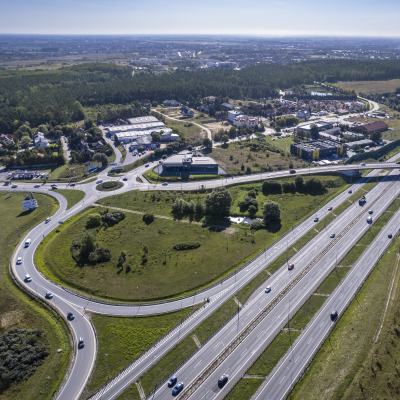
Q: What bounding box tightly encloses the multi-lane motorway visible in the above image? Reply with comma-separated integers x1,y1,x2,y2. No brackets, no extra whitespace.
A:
2,156,400,400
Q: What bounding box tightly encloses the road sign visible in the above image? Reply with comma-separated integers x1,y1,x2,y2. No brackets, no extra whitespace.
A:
22,199,37,210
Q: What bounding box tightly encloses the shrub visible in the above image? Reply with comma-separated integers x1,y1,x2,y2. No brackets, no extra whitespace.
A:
250,220,265,231
87,247,111,263
173,242,201,251
143,213,155,224
86,213,102,228
262,180,282,195
102,181,119,189
102,211,125,226
262,200,281,224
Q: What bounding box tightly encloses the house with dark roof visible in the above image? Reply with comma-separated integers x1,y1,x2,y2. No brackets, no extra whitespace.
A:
359,120,389,134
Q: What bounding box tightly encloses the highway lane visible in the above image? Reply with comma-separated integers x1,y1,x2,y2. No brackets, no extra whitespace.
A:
146,170,400,400
2,156,399,400
255,203,400,400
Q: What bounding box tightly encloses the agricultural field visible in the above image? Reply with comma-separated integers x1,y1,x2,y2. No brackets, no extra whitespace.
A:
337,79,400,95
0,192,71,400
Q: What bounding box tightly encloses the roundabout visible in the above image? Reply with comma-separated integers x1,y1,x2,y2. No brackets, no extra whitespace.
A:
95,181,124,191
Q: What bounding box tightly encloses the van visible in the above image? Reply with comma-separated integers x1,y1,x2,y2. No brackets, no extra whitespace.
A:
25,239,31,247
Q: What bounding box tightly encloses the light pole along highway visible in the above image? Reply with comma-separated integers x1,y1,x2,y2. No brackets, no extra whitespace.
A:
3,155,400,400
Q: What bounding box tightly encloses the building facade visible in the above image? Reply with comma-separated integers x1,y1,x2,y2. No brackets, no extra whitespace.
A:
290,139,346,160
162,155,219,175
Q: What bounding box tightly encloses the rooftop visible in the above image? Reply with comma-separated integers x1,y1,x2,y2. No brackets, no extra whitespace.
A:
126,116,159,125
294,139,343,151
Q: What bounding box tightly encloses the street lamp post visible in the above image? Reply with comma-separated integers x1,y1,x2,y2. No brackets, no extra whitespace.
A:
104,354,109,381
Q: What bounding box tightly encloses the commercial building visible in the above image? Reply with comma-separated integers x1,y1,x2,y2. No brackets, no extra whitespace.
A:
343,131,365,140
359,120,389,134
347,139,375,148
297,121,334,133
228,110,244,122
290,139,346,160
126,116,159,125
162,155,219,175
114,128,172,144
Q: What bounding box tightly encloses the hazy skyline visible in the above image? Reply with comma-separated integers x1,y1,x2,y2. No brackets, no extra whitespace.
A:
2,0,400,36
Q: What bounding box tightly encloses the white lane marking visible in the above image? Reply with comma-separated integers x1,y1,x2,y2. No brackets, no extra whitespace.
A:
279,376,286,384
307,337,313,345
240,349,248,357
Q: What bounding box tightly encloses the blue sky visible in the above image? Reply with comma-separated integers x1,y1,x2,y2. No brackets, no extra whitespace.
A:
1,0,400,36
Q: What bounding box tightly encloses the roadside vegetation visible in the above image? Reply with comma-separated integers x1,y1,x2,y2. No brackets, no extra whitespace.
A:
0,192,71,400
53,188,85,209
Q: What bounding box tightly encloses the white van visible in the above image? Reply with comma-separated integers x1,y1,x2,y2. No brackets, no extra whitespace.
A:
25,239,32,247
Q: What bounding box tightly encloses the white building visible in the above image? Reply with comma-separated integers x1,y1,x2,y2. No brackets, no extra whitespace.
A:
126,116,159,125
222,103,234,110
233,115,258,128
163,100,181,107
228,110,244,122
296,109,311,119
115,128,172,144
33,132,49,148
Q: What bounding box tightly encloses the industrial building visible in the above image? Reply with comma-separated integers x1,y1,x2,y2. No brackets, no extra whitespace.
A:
108,122,165,136
297,121,334,133
290,139,346,160
161,155,219,175
346,139,375,148
126,116,159,125
114,128,172,144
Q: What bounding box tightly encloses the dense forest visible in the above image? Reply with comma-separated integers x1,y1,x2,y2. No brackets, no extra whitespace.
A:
1,59,400,130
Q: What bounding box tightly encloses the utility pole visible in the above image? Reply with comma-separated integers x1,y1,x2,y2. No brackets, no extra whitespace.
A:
104,354,109,381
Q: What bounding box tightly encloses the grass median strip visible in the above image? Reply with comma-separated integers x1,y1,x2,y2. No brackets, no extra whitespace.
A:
53,188,85,209
225,378,264,400
315,267,351,294
116,385,141,400
286,295,327,330
82,306,198,398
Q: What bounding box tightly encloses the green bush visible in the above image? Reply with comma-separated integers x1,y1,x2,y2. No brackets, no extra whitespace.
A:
102,181,119,189
102,211,125,226
142,213,155,224
86,213,102,228
173,242,201,251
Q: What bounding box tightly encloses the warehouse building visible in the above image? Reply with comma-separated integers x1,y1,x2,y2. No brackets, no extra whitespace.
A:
297,120,334,133
290,139,346,160
114,128,172,144
126,116,159,125
162,155,219,175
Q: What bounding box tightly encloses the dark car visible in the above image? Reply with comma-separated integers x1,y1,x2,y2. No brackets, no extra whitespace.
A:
67,312,75,320
314,217,319,222
168,376,177,388
123,177,128,181
172,382,184,395
330,310,338,321
218,374,229,387
78,337,85,348
288,263,294,271
388,233,393,239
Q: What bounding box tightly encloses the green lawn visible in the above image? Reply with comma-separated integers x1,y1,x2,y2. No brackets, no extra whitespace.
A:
291,239,400,400
82,306,197,398
337,79,400,94
0,192,71,400
237,269,271,305
53,189,85,209
140,335,198,395
48,162,100,182
116,385,141,400
193,299,238,343
315,267,351,294
118,145,126,163
286,295,327,330
164,118,204,145
225,378,264,400
247,331,301,376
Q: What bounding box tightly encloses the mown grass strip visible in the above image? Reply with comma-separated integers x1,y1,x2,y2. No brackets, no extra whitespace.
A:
315,267,351,294
53,188,85,210
315,213,335,231
225,378,264,400
193,299,238,344
286,295,327,330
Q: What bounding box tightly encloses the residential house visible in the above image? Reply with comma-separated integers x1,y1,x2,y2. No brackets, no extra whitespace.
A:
91,141,104,150
73,127,85,135
139,99,151,106
0,143,6,152
233,115,258,128
203,96,216,102
296,109,311,118
222,103,234,110
33,132,49,148
163,100,181,107
181,106,194,118
228,110,244,122
359,121,389,134
0,134,18,145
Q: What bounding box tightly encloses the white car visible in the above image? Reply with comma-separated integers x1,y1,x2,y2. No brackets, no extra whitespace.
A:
25,274,32,282
17,257,22,265
45,292,53,299
265,286,271,293
97,179,103,184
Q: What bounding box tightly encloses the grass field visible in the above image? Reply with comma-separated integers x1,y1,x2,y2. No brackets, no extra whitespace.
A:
315,267,351,294
0,192,71,400
225,378,264,400
47,162,100,182
115,385,141,400
287,295,327,330
164,118,204,145
291,238,400,400
209,136,310,176
53,189,85,209
82,306,197,398
337,79,400,95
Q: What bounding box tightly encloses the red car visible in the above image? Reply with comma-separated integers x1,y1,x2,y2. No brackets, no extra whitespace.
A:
289,169,296,174
328,206,333,211
288,263,294,270
70,183,76,187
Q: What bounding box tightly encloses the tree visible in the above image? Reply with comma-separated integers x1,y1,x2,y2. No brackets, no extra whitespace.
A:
204,187,232,218
295,176,304,190
262,200,281,224
93,152,108,167
86,213,102,228
20,136,31,149
142,213,155,224
262,180,282,195
222,134,229,144
310,124,319,138
203,138,212,148
151,131,161,142
229,126,237,138
248,205,257,216
114,135,120,147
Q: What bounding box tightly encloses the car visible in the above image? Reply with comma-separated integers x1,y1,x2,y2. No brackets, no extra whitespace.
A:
11,184,18,188
162,182,168,186
348,190,352,194
289,169,296,174
218,374,229,387
34,184,41,188
67,312,75,320
145,164,149,167
330,233,335,238
288,263,294,270
16,257,22,264
265,286,271,293
396,161,400,165
361,163,366,166
78,337,85,348
123,177,128,181
96,179,103,184
51,185,57,189
367,216,372,223
24,274,32,282
328,206,333,211
369,210,373,214
388,233,393,239
25,239,31,247
45,291,53,299
168,376,178,388
331,310,338,321
172,382,184,395
70,183,76,187
314,217,319,222
45,218,51,223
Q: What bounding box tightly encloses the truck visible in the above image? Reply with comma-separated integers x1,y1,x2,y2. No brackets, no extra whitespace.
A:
359,195,366,205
